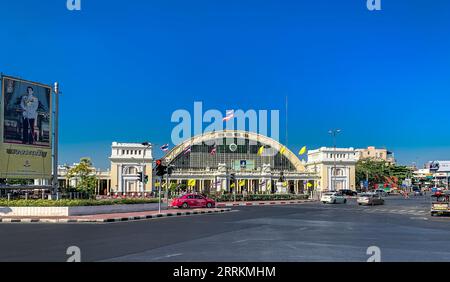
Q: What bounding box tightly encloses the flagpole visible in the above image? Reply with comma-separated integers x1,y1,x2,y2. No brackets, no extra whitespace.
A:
285,95,288,172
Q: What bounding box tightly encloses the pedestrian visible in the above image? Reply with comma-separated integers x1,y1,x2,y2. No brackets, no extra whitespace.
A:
403,190,409,199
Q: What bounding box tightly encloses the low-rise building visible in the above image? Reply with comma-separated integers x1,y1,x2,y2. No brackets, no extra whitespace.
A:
356,146,396,164
56,164,111,195
109,142,153,194
306,147,358,192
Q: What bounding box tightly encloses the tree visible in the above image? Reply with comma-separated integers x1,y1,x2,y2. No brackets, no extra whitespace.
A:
356,158,413,189
67,158,98,198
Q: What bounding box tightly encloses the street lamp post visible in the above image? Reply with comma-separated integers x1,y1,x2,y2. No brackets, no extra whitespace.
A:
141,142,151,196
328,129,341,192
52,82,60,199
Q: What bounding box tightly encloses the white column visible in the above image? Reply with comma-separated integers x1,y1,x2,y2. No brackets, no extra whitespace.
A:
118,164,123,193
141,165,145,193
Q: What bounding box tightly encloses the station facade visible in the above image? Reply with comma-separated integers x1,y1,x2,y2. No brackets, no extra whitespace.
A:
160,130,320,195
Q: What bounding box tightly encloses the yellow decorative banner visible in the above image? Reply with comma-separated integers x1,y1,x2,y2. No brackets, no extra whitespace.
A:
299,146,307,155
257,146,264,156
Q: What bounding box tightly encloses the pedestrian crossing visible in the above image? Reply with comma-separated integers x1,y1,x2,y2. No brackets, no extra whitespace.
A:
301,204,430,217
362,208,428,216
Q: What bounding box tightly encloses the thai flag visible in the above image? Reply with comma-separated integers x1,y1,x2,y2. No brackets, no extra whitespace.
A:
223,110,234,122
183,146,192,155
160,144,169,152
210,145,217,155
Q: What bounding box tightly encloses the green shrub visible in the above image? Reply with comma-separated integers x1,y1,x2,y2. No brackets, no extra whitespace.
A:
0,198,159,207
210,194,309,202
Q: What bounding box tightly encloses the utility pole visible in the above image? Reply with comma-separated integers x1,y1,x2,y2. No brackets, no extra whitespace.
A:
328,129,341,192
52,82,60,198
167,164,175,209
141,142,151,195
158,176,162,214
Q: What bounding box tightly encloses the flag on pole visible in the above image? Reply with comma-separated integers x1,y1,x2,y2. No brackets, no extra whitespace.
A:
160,144,169,152
223,110,234,122
188,179,196,187
307,182,313,188
280,146,287,155
183,146,192,155
239,180,246,187
230,183,236,188
257,145,265,156
299,146,307,155
210,145,217,156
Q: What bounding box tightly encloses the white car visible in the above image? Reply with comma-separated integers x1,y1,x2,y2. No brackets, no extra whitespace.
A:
321,192,347,204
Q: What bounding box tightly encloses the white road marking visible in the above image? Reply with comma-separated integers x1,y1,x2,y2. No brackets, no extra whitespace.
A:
151,253,183,261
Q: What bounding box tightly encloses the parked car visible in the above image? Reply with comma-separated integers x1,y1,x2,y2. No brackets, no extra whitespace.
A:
374,189,388,197
321,192,347,204
340,189,358,196
171,193,216,209
357,193,385,206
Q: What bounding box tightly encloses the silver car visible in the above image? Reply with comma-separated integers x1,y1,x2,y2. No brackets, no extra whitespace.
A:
374,189,388,197
357,193,385,206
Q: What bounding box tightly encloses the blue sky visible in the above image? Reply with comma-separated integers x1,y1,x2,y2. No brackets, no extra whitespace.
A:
1,0,449,169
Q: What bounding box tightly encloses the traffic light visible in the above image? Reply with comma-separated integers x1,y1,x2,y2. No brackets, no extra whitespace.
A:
230,173,236,182
155,159,167,177
144,175,149,184
137,172,144,182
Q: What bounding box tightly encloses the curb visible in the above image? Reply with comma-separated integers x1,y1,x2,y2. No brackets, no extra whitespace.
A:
0,208,232,224
216,199,315,208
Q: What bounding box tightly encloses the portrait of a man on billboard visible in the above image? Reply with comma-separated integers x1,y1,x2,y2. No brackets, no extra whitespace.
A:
2,77,51,147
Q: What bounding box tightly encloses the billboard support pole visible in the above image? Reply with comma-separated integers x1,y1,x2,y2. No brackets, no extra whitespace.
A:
52,82,59,198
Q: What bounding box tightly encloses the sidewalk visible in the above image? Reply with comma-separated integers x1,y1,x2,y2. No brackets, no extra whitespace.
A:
0,207,231,224
216,199,315,208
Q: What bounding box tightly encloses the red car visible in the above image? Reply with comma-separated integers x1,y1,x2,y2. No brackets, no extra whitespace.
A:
171,194,216,209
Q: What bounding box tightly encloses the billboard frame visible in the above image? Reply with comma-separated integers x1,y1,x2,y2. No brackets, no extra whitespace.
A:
0,74,54,182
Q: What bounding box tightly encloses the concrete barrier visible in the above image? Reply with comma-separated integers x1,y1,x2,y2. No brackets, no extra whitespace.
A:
0,203,161,217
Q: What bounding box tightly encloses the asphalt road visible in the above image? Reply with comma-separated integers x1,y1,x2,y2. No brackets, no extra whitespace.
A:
1,195,450,262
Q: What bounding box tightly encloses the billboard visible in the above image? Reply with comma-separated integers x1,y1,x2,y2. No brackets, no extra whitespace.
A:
0,76,52,179
429,161,450,173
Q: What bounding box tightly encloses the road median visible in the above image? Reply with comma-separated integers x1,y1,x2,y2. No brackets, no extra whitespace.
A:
0,207,231,224
216,199,316,208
